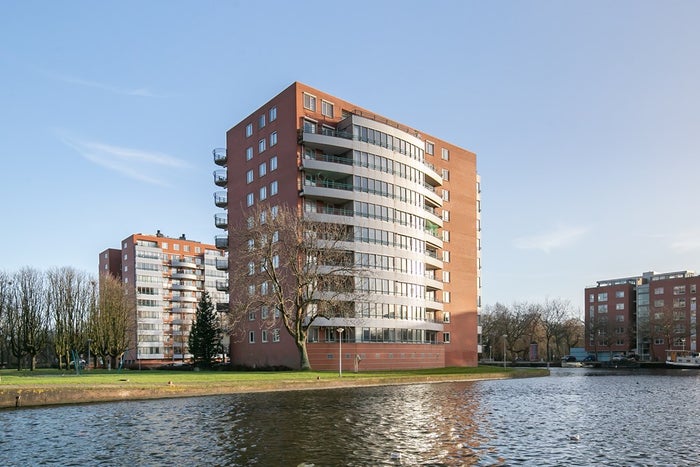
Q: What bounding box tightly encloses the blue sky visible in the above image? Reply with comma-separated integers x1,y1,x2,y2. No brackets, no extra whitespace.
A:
2,1,699,314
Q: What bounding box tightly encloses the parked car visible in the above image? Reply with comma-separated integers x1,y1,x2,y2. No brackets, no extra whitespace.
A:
69,359,86,369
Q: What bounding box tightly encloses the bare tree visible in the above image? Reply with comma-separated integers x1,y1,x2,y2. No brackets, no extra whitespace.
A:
89,274,134,369
47,267,92,369
9,268,50,371
0,271,11,367
481,302,539,360
540,298,576,360
229,204,361,370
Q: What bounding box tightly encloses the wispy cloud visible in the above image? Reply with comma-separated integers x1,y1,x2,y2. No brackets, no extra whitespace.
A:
59,133,190,187
46,71,162,97
513,225,589,253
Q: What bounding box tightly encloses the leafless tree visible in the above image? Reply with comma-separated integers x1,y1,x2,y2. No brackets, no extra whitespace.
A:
7,268,50,370
228,204,362,370
0,270,11,366
540,298,576,360
89,274,134,369
46,267,92,369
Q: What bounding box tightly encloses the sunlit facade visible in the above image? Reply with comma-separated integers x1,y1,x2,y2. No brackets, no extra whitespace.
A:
213,82,480,369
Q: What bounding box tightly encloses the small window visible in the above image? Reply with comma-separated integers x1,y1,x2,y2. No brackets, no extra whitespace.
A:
303,119,316,134
258,114,266,129
443,271,450,283
248,331,255,343
173,244,180,251
246,192,254,207
259,162,267,177
443,332,450,343
248,311,256,321
441,168,449,181
442,251,450,262
442,230,450,242
245,123,253,137
258,139,266,153
273,329,280,342
246,169,254,184
616,303,625,310
442,189,450,201
303,92,316,111
270,180,278,196
426,141,434,155
270,156,278,171
598,292,608,302
443,291,451,303
442,148,450,160
654,299,664,307
269,106,277,122
598,304,608,313
442,210,450,222
321,100,334,117
615,291,625,298
270,131,278,146
262,330,268,343
246,146,253,161
589,294,594,303
259,186,267,200
654,287,664,295
443,312,451,323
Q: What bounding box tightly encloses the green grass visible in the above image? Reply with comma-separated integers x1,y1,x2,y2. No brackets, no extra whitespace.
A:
0,366,516,388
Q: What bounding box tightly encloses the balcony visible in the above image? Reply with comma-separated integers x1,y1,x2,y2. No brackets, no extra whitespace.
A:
214,191,228,208
172,283,198,292
215,234,228,249
213,170,227,187
216,302,229,313
214,213,228,229
172,258,198,269
216,280,229,292
213,148,227,166
215,257,228,271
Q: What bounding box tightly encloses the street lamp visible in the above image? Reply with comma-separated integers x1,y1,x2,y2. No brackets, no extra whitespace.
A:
337,328,344,377
503,335,508,369
682,338,686,352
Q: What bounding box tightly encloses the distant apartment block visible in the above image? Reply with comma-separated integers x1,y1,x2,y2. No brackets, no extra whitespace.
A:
585,270,700,361
99,232,229,366
212,82,481,370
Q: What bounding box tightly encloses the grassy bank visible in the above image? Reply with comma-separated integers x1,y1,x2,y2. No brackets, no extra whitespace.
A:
0,366,548,409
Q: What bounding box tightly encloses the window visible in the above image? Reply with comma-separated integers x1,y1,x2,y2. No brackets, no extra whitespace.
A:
674,298,686,308
598,292,608,302
248,331,255,343
272,254,279,269
262,330,268,343
269,106,277,121
173,244,179,251
674,285,686,295
259,186,267,200
270,180,278,196
245,123,253,137
654,299,664,307
654,287,664,295
248,261,255,275
598,304,608,313
248,239,254,250
270,155,278,171
246,192,254,207
441,168,449,180
443,291,451,303
258,139,266,153
303,92,316,111
442,250,450,262
246,146,253,161
616,315,625,322
589,294,594,303
443,271,450,283
654,338,664,345
426,141,434,155
321,100,334,117
443,312,450,323
273,329,280,342
615,290,625,298
442,230,450,242
303,119,316,134
270,131,278,146
259,162,267,177
442,210,450,222
271,205,279,219
248,311,256,321
258,114,266,129
442,148,450,160
443,332,450,343
246,169,254,184
442,189,450,201
261,281,268,295
616,303,625,310
692,284,697,294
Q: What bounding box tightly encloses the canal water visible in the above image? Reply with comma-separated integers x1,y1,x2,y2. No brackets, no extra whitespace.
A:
1,368,699,466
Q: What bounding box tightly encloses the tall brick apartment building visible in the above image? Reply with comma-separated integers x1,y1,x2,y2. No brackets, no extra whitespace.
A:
213,82,481,370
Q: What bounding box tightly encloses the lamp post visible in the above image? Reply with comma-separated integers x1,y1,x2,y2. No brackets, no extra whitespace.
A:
86,339,92,371
337,328,344,377
503,335,508,369
682,338,686,352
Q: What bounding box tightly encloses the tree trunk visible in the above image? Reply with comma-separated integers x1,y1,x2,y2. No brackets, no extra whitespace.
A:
296,338,311,370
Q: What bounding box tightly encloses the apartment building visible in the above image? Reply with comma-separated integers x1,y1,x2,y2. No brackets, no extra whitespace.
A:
585,270,700,361
213,82,480,370
99,232,229,366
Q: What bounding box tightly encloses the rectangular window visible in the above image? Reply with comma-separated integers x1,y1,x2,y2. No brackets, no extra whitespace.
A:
270,155,278,171
259,162,267,177
248,331,255,344
303,92,316,111
616,315,625,322
654,338,664,345
598,292,608,302
443,332,450,343
258,139,266,153
270,131,278,146
442,251,450,262
443,312,450,323
259,186,267,200
258,114,266,129
246,146,253,161
674,285,686,295
441,168,449,180
654,299,664,307
616,303,625,310
442,230,450,242
303,119,316,134
692,284,697,294
270,180,278,196
674,298,686,308
246,169,254,184
246,123,253,137
442,148,450,160
248,311,256,321
589,294,594,303
321,100,334,117
615,290,625,298
654,287,664,295
269,106,277,121
598,304,608,313
442,189,450,201
443,271,450,283
442,210,450,222
273,329,280,342
173,244,179,251
426,142,434,155
262,330,268,343
443,291,450,303
246,192,254,207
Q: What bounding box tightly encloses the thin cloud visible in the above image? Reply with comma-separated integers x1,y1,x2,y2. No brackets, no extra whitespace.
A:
513,225,589,253
59,133,190,187
46,71,162,97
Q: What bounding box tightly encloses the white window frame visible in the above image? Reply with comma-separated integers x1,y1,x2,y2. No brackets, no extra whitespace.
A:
248,331,255,343
261,330,269,343
245,123,253,137
303,92,316,111
442,148,450,160
321,100,334,118
270,131,278,147
246,169,254,184
270,180,278,196
426,141,434,155
269,106,277,121
259,186,267,200
246,146,253,161
273,329,280,342
270,155,278,171
258,138,266,153
443,332,451,343
246,192,254,207
259,162,267,177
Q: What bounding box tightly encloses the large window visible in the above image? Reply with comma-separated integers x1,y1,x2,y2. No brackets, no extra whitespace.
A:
303,92,316,111
598,292,608,302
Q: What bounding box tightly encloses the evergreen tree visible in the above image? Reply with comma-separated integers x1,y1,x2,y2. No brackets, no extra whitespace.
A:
189,291,221,368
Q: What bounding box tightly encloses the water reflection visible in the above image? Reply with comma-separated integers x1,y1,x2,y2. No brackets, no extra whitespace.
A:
2,369,700,466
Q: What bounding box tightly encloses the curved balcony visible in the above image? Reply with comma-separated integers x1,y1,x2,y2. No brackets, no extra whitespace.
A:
213,148,227,166
214,191,228,208
172,283,198,292
172,258,198,269
214,213,228,230
216,280,229,292
213,170,227,187
215,234,228,249
171,295,198,303
171,271,198,280
215,258,228,271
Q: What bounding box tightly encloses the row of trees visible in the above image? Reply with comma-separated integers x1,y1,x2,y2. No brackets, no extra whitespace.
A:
481,298,583,362
0,267,133,370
